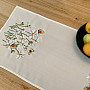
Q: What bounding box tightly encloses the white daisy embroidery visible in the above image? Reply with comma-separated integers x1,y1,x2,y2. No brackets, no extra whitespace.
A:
2,22,45,59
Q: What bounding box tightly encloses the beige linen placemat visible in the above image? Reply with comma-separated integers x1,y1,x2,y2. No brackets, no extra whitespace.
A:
0,6,89,90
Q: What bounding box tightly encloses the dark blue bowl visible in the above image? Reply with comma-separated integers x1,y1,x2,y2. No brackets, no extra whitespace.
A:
76,23,90,57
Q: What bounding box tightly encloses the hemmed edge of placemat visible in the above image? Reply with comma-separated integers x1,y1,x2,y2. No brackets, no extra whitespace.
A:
16,6,77,32
0,5,77,34
0,65,44,90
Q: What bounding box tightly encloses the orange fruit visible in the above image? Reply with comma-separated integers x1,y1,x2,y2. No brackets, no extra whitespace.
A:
86,22,90,33
83,42,90,56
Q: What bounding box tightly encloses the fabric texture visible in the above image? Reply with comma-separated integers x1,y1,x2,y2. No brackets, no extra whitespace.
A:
0,6,89,90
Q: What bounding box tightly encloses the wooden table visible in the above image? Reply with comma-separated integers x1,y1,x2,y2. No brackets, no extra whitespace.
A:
0,0,90,90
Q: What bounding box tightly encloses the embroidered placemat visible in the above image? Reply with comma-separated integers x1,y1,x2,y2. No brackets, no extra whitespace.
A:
0,6,89,90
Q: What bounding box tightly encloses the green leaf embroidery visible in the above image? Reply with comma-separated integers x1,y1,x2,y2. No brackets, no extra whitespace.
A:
15,49,19,54
28,41,33,45
3,44,7,46
24,46,28,50
25,31,31,34
2,22,44,58
11,50,15,53
2,40,7,43
16,44,19,47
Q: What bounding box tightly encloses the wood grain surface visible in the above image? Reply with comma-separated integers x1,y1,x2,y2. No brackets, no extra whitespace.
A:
0,0,90,90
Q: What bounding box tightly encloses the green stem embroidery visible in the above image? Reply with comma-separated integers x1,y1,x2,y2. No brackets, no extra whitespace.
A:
11,49,15,53
2,40,7,43
15,48,19,54
2,22,44,59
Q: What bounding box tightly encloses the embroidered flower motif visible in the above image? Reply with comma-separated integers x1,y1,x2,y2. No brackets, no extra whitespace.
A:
2,22,45,59
35,40,38,43
28,48,34,55
10,44,17,49
21,38,24,41
15,37,17,39
84,86,90,90
32,33,35,36
20,35,27,44
87,74,90,81
30,29,37,39
16,53,25,59
38,29,44,34
15,29,20,34
23,28,25,31
16,30,19,33
28,25,31,29
83,74,90,90
28,25,31,27
3,40,14,50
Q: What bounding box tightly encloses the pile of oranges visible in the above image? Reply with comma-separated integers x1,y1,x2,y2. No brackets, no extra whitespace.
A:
83,22,90,56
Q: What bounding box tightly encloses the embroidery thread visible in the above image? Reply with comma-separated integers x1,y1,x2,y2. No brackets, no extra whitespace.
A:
3,22,44,59
84,74,90,90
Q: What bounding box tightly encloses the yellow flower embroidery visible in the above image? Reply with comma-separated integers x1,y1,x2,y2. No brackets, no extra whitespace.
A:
38,29,44,34
16,30,18,33
21,38,24,41
28,48,34,55
83,86,90,90
19,54,23,57
3,22,45,59
36,40,38,42
32,33,35,36
10,44,17,49
9,43,11,46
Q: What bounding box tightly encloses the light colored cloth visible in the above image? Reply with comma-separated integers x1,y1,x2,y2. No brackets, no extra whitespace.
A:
0,6,89,90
